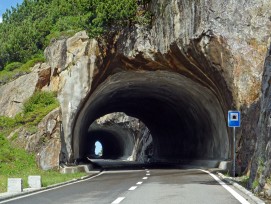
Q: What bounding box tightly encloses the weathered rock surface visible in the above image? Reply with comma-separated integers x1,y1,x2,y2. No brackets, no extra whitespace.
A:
248,45,271,195
8,108,61,170
0,72,38,117
44,31,102,158
0,63,53,117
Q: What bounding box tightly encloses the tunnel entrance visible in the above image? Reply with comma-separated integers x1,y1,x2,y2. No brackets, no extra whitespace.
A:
87,112,153,161
73,71,229,164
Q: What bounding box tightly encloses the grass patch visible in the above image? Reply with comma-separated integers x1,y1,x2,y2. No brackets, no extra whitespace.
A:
0,134,86,192
0,56,45,85
252,179,259,189
238,175,249,187
223,171,230,177
0,91,59,132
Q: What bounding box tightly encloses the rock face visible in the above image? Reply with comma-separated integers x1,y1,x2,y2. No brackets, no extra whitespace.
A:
44,31,102,158
7,108,61,170
0,71,38,117
0,63,53,117
248,46,271,194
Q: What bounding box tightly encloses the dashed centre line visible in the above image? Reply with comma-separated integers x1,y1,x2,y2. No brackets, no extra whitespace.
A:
111,197,125,204
112,171,150,203
128,186,137,191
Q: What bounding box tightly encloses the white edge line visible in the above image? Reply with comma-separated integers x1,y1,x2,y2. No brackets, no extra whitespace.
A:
0,172,104,204
105,170,144,174
200,170,250,204
112,197,125,204
128,186,137,191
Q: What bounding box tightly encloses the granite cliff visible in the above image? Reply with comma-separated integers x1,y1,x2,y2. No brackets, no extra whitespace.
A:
0,0,271,197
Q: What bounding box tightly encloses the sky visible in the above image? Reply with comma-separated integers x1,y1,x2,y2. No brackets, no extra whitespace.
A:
0,0,24,23
95,141,102,155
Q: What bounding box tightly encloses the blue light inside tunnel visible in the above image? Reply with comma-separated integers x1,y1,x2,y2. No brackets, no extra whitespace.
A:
95,141,102,156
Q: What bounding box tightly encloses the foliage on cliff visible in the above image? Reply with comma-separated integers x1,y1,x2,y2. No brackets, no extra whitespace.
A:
0,0,150,70
0,91,59,131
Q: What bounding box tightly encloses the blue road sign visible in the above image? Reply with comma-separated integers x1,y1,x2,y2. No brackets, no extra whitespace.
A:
228,111,241,127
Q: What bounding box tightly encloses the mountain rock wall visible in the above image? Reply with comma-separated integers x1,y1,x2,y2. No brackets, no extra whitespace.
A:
0,0,271,195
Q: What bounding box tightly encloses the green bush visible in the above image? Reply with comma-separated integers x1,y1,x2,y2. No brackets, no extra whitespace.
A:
23,91,57,113
0,91,59,132
22,91,59,125
0,116,17,130
4,62,23,71
0,57,45,85
252,179,259,189
19,57,45,72
0,0,149,69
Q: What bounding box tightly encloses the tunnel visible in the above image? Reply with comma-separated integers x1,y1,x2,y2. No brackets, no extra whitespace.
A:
86,122,135,160
73,70,229,163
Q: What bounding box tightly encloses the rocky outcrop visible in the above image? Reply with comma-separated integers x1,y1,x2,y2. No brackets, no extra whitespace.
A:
249,45,271,196
44,31,102,158
0,63,53,117
0,71,38,117
8,108,61,170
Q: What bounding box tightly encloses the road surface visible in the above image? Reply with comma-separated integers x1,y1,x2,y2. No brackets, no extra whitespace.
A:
0,169,256,204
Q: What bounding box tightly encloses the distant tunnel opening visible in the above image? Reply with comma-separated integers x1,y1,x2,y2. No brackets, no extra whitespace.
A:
94,141,102,157
73,71,229,163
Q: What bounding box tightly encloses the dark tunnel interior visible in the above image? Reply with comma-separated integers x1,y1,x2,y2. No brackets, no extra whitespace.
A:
87,127,134,159
73,71,229,163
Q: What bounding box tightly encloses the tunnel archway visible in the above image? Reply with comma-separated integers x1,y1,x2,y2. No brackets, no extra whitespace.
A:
73,70,229,163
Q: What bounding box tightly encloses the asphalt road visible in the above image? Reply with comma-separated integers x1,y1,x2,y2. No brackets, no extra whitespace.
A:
1,169,256,204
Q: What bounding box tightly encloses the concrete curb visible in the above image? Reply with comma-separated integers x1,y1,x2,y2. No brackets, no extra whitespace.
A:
217,172,265,204
0,171,101,202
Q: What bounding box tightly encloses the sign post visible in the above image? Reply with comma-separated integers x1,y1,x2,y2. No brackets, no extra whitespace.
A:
228,111,241,177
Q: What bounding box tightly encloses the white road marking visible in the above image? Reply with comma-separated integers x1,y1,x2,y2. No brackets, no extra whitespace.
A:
200,170,250,204
143,177,148,180
111,197,125,204
146,173,150,176
128,186,137,191
105,170,144,174
0,172,104,204
146,171,150,173
136,182,143,185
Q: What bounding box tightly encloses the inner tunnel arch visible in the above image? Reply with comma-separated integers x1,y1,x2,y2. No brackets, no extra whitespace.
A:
73,70,229,163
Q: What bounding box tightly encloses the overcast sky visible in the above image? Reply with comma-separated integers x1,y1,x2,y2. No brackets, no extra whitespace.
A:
0,0,23,23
